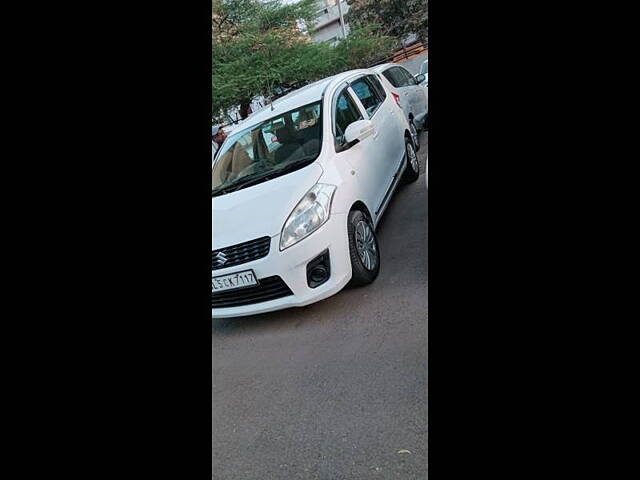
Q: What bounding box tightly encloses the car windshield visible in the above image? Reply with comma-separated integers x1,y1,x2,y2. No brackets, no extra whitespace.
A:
212,101,322,196
420,61,429,75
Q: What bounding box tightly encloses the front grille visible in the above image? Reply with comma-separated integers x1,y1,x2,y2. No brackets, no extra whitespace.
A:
212,276,293,309
212,236,271,270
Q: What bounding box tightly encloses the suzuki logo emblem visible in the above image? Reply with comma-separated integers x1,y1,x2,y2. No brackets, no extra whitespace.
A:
214,251,228,266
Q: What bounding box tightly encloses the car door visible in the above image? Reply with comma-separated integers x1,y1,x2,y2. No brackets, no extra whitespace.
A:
349,74,405,219
332,83,385,215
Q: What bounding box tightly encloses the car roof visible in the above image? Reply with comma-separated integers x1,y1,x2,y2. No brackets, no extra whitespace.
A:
372,63,401,73
235,69,371,130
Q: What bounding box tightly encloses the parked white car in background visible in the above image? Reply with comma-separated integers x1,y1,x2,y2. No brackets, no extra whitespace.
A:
373,63,428,146
419,58,428,87
212,69,420,318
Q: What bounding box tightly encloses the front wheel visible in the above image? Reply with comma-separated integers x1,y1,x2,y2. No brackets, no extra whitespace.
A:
347,210,380,287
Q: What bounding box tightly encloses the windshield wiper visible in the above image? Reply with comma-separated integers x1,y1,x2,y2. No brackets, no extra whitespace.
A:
212,171,270,197
233,157,316,190
270,156,316,176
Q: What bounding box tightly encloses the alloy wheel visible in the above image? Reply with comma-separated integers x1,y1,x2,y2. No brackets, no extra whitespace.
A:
410,122,419,148
354,220,377,271
407,142,418,173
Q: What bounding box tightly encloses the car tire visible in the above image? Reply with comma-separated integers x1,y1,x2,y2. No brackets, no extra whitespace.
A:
402,137,420,183
409,119,420,151
347,209,380,287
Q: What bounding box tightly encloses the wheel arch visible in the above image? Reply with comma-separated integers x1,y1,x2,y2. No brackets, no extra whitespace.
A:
349,200,374,224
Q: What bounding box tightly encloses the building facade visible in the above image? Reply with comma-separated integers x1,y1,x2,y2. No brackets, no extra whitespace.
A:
310,0,350,45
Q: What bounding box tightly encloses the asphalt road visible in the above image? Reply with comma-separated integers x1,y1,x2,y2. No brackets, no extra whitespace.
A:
213,131,428,479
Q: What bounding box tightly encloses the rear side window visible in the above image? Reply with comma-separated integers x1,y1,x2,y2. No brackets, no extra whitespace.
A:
334,88,363,146
368,74,387,102
351,76,384,117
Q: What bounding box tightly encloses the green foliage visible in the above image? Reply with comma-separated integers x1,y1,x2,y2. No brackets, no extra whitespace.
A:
256,0,318,32
212,0,402,117
334,24,396,69
213,35,339,116
213,0,323,117
345,0,428,45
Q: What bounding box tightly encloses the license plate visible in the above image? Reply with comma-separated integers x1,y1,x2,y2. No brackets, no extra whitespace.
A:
212,270,258,293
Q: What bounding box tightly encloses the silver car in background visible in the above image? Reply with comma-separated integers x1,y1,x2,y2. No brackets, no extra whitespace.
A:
419,59,428,87
373,63,428,147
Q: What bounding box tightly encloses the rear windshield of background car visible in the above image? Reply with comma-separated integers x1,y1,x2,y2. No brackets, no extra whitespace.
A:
383,69,402,88
399,68,417,86
384,68,412,87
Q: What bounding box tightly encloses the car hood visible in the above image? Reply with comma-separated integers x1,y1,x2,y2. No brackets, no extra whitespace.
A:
212,162,324,249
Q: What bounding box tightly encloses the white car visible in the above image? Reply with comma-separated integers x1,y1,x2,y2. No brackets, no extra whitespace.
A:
419,59,428,87
373,63,428,146
212,69,420,318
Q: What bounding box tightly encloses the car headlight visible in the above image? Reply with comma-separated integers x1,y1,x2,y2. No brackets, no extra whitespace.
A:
280,183,337,251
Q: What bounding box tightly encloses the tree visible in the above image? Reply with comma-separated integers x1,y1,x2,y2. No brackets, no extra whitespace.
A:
212,0,399,119
213,0,333,119
334,24,396,69
345,0,428,46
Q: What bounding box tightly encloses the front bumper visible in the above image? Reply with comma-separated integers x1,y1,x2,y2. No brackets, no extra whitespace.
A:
212,213,351,318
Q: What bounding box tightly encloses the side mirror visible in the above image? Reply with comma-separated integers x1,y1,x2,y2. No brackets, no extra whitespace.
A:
336,120,375,153
344,119,375,144
415,73,426,84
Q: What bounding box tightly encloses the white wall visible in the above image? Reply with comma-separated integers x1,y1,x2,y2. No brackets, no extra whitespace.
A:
311,0,349,45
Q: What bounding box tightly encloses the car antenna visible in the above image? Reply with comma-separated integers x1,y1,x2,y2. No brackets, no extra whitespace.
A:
265,78,272,111
268,78,275,111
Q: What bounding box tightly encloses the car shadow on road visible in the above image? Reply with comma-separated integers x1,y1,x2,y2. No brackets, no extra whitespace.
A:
212,307,314,336
212,280,373,337
373,133,427,234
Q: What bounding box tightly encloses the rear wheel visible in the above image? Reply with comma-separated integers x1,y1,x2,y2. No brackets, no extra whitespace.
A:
347,210,380,287
409,120,420,151
402,137,420,183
